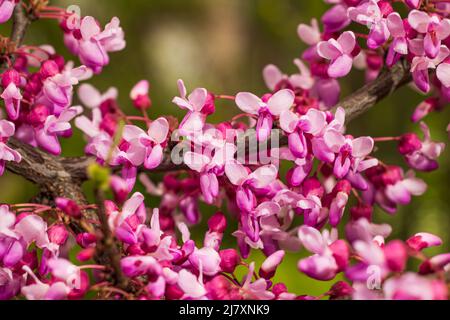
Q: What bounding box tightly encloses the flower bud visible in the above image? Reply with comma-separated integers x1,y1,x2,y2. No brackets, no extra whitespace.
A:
259,250,285,279
55,197,82,219
384,240,407,272
1,69,20,88
76,247,95,262
206,275,240,300
27,104,49,126
76,233,97,248
272,282,288,297
398,133,422,155
350,203,373,221
130,80,151,110
208,212,227,233
219,249,241,273
47,224,69,245
328,281,353,300
406,232,443,252
39,60,60,79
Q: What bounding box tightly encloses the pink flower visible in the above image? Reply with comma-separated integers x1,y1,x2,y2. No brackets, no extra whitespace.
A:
172,79,210,135
0,0,16,24
404,122,445,171
74,16,125,73
115,117,169,169
240,262,275,300
177,269,206,299
259,250,285,279
323,129,376,178
383,273,445,300
317,31,356,78
348,1,390,49
78,83,118,109
184,139,235,204
14,214,50,249
120,256,161,278
225,161,278,212
235,89,295,141
385,170,427,205
21,266,70,300
130,80,151,109
408,10,450,59
298,19,321,47
35,106,82,155
297,226,343,281
321,4,351,34
0,120,21,175
42,65,90,111
189,247,221,276
280,108,327,158
386,12,408,66
1,83,22,120
406,232,443,251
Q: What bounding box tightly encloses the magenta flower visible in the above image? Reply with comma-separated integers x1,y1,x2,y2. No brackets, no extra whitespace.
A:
235,89,295,141
280,108,327,158
240,262,275,300
408,10,450,59
225,161,278,213
1,83,22,121
406,232,443,252
385,170,427,206
348,0,390,49
130,80,151,109
317,31,356,78
323,129,376,179
75,16,125,73
403,122,446,172
0,120,21,175
184,138,235,204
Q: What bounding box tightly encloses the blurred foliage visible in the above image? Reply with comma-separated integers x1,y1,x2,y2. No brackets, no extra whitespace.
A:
0,0,448,295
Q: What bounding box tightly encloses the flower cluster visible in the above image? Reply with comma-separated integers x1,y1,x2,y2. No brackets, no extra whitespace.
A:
0,0,448,300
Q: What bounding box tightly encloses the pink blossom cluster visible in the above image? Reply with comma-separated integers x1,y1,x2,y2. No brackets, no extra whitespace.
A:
0,0,449,300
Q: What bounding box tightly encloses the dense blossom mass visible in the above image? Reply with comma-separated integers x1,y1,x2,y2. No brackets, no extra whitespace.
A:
0,0,449,300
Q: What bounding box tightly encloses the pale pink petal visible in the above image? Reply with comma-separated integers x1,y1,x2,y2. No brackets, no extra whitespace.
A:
317,39,342,60
351,137,374,158
225,161,249,185
263,64,284,91
177,269,206,298
337,31,356,54
148,117,169,144
78,84,101,108
235,92,262,115
267,89,295,116
387,13,405,38
324,129,345,152
436,63,450,87
249,164,278,188
298,225,326,255
408,10,431,33
328,54,353,78
188,88,208,112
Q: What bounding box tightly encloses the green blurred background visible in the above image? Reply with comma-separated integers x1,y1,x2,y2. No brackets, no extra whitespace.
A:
0,0,448,296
